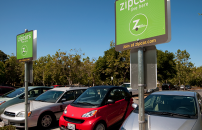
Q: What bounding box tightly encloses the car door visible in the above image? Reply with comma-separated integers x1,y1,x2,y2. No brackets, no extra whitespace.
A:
104,88,128,126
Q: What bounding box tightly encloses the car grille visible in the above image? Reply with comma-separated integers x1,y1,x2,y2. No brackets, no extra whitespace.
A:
4,111,15,117
63,116,84,124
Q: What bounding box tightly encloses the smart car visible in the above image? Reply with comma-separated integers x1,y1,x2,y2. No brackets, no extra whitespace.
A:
59,86,134,130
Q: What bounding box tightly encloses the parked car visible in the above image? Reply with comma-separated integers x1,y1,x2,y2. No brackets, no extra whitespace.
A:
0,87,88,128
147,87,159,93
120,91,202,130
120,83,147,96
180,85,187,90
50,85,62,88
174,85,180,90
0,86,15,96
162,83,176,90
0,86,52,115
185,85,192,89
59,85,134,130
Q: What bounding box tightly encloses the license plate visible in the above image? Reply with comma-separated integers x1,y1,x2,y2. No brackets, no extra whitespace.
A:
3,119,8,125
68,123,75,130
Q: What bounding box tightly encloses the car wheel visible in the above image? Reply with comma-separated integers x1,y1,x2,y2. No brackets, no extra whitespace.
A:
94,123,106,130
38,113,55,128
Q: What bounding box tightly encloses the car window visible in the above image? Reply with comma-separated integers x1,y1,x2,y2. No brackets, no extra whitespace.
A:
75,89,86,99
108,88,125,101
35,90,64,103
28,89,40,98
142,95,197,117
2,88,25,98
61,91,74,101
42,88,50,93
73,88,109,106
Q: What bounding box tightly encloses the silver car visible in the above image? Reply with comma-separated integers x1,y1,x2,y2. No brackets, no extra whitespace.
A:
0,86,52,115
0,87,88,128
120,91,202,130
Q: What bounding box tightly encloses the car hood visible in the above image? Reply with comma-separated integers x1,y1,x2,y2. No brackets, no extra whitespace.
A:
122,112,197,130
4,101,53,114
29,100,54,111
65,104,97,119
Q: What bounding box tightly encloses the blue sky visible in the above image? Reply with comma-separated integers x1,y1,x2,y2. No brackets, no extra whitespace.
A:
0,0,202,67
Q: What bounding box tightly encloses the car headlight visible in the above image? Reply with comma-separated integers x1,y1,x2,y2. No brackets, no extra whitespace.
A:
64,107,67,114
0,101,6,105
82,110,97,117
120,126,126,130
16,111,32,117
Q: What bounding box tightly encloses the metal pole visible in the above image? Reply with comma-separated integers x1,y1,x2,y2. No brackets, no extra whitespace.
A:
138,47,145,130
24,29,29,130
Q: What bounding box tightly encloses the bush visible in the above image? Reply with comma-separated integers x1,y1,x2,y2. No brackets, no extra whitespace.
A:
0,125,16,130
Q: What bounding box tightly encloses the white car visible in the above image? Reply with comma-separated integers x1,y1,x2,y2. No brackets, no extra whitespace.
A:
0,87,88,128
120,91,202,130
120,83,147,96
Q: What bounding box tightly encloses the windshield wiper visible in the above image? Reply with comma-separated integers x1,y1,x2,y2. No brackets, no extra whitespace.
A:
145,111,193,118
35,99,46,102
76,102,95,106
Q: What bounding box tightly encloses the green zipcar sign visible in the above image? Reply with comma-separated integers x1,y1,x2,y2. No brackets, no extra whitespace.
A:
115,0,171,51
16,30,37,62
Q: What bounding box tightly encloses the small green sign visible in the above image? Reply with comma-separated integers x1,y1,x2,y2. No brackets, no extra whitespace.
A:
16,30,33,62
115,0,171,51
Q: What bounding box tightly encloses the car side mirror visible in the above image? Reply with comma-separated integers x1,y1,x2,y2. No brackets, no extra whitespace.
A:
107,99,115,104
132,103,138,109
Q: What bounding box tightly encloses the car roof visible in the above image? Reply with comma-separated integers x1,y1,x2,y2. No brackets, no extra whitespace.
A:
17,86,51,89
151,91,196,97
0,86,15,89
90,85,121,89
51,87,88,91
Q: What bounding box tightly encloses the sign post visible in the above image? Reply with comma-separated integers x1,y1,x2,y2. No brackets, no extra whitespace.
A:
16,29,37,130
115,0,171,129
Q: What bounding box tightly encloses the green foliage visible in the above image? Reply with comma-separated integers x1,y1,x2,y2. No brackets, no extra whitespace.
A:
1,42,201,87
157,50,176,84
0,125,16,130
0,50,8,63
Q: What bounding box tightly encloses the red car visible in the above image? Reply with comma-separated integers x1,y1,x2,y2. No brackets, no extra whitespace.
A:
51,85,62,88
0,86,15,96
59,86,134,130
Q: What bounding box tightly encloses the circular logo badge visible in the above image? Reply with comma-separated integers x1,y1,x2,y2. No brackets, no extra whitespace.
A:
21,45,28,56
129,13,148,36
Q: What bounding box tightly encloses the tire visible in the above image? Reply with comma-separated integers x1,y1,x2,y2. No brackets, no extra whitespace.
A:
94,123,106,130
38,112,55,128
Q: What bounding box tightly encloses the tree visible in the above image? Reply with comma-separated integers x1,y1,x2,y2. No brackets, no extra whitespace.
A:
157,50,176,84
0,50,8,63
174,49,194,85
4,54,23,86
0,61,5,85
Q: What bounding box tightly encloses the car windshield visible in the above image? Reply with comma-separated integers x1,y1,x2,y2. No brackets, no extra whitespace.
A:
35,90,64,103
122,84,130,88
1,88,26,98
135,95,197,118
72,88,109,106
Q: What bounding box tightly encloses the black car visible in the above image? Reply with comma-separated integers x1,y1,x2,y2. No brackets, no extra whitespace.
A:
185,85,192,89
162,83,176,90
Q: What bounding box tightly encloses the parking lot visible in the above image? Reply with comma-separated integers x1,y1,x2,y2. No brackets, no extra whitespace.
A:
14,89,202,130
